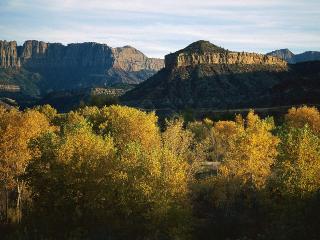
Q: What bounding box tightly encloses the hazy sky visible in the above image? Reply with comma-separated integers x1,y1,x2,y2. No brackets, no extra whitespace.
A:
0,0,319,58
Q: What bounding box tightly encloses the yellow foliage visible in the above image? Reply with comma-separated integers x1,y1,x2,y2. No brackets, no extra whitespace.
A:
26,111,190,238
285,106,320,133
162,119,194,161
191,120,239,162
34,104,57,121
211,120,240,162
218,111,279,189
98,105,161,150
0,108,52,189
273,126,320,198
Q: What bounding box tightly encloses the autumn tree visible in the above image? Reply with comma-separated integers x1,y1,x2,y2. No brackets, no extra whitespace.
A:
0,107,52,223
285,106,320,134
262,122,320,239
193,112,279,240
96,105,161,150
272,125,320,198
217,112,279,192
34,104,58,122
162,119,194,161
25,106,191,239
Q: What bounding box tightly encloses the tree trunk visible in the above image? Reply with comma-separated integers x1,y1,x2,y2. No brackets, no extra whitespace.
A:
16,181,22,223
5,186,8,224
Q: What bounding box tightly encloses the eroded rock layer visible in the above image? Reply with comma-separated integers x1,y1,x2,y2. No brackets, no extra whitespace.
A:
165,41,287,69
0,40,164,93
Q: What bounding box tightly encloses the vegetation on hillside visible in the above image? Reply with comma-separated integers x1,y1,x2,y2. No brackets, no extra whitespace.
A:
0,105,320,239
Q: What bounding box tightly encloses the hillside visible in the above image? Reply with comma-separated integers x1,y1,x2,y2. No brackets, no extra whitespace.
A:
121,40,293,110
122,41,320,111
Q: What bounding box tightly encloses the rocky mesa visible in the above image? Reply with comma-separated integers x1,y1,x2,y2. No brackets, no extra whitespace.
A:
122,40,320,111
165,41,287,69
0,40,164,71
0,40,164,96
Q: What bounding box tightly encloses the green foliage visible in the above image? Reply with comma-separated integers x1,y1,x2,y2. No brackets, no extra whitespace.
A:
89,94,119,108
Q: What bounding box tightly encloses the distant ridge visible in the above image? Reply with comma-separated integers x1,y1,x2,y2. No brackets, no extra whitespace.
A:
0,40,164,96
267,49,320,63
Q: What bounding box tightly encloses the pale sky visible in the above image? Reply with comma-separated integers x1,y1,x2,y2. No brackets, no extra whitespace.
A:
0,0,319,58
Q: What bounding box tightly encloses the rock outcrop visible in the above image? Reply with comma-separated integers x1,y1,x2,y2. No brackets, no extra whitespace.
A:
112,46,164,72
0,84,20,92
166,41,287,69
0,41,21,68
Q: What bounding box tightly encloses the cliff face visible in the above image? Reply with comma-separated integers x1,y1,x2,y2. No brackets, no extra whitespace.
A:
0,40,164,96
112,46,164,72
1,40,164,71
0,41,21,68
18,41,115,70
165,41,287,69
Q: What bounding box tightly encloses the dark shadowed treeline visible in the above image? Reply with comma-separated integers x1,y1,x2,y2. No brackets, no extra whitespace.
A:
0,105,320,240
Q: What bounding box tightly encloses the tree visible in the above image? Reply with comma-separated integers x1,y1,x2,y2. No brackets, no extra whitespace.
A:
98,105,161,150
25,106,191,239
189,119,240,163
192,112,279,240
34,104,58,122
273,125,320,198
217,112,279,192
162,118,194,162
0,108,52,223
285,106,320,134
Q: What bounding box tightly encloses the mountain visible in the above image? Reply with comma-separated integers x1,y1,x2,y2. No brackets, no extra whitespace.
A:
266,49,295,64
294,51,320,63
121,40,291,110
0,40,164,97
267,49,320,63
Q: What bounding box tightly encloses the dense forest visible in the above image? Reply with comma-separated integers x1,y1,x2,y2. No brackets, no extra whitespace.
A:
1,104,320,240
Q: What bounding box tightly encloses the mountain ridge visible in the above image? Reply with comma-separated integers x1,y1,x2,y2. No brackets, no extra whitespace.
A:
267,49,320,64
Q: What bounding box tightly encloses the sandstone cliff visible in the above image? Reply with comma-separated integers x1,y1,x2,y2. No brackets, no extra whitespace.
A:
165,41,287,69
0,41,20,68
